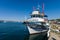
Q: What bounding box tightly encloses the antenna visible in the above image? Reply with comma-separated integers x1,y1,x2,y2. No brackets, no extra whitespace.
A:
33,6,36,11
37,3,40,11
42,3,44,14
41,3,45,16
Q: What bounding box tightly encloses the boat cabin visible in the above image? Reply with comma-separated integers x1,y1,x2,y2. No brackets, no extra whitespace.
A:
30,11,48,18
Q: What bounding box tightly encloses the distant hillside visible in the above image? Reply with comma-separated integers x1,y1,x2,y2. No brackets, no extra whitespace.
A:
56,19,60,22
50,19,60,22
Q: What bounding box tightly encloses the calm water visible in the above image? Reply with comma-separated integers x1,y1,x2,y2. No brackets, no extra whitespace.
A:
0,22,47,40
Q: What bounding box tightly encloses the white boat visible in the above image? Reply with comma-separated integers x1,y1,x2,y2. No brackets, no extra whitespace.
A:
23,4,50,37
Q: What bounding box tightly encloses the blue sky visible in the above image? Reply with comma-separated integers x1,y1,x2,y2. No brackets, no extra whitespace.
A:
0,0,60,21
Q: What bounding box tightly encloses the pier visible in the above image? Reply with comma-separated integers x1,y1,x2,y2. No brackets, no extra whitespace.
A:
48,23,60,40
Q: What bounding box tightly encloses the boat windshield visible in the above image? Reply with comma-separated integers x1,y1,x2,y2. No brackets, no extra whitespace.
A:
38,22,46,25
29,22,46,25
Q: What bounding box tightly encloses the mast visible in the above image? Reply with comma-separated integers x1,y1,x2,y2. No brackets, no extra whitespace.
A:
42,3,44,16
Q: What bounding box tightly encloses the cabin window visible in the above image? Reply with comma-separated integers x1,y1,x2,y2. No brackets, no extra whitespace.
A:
31,15,35,17
31,15,43,18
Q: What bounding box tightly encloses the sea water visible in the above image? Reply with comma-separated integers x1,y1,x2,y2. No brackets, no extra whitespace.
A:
0,22,46,40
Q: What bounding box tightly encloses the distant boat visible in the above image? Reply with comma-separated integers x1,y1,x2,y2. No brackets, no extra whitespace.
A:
4,21,6,23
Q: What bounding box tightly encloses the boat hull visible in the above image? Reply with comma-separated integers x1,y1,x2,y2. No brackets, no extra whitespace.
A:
27,26,48,35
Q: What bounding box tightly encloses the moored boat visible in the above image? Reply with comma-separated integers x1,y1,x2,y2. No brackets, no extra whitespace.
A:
23,3,50,38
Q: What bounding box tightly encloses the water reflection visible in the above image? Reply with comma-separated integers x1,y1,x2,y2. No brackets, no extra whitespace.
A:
25,34,48,40
29,34,43,40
